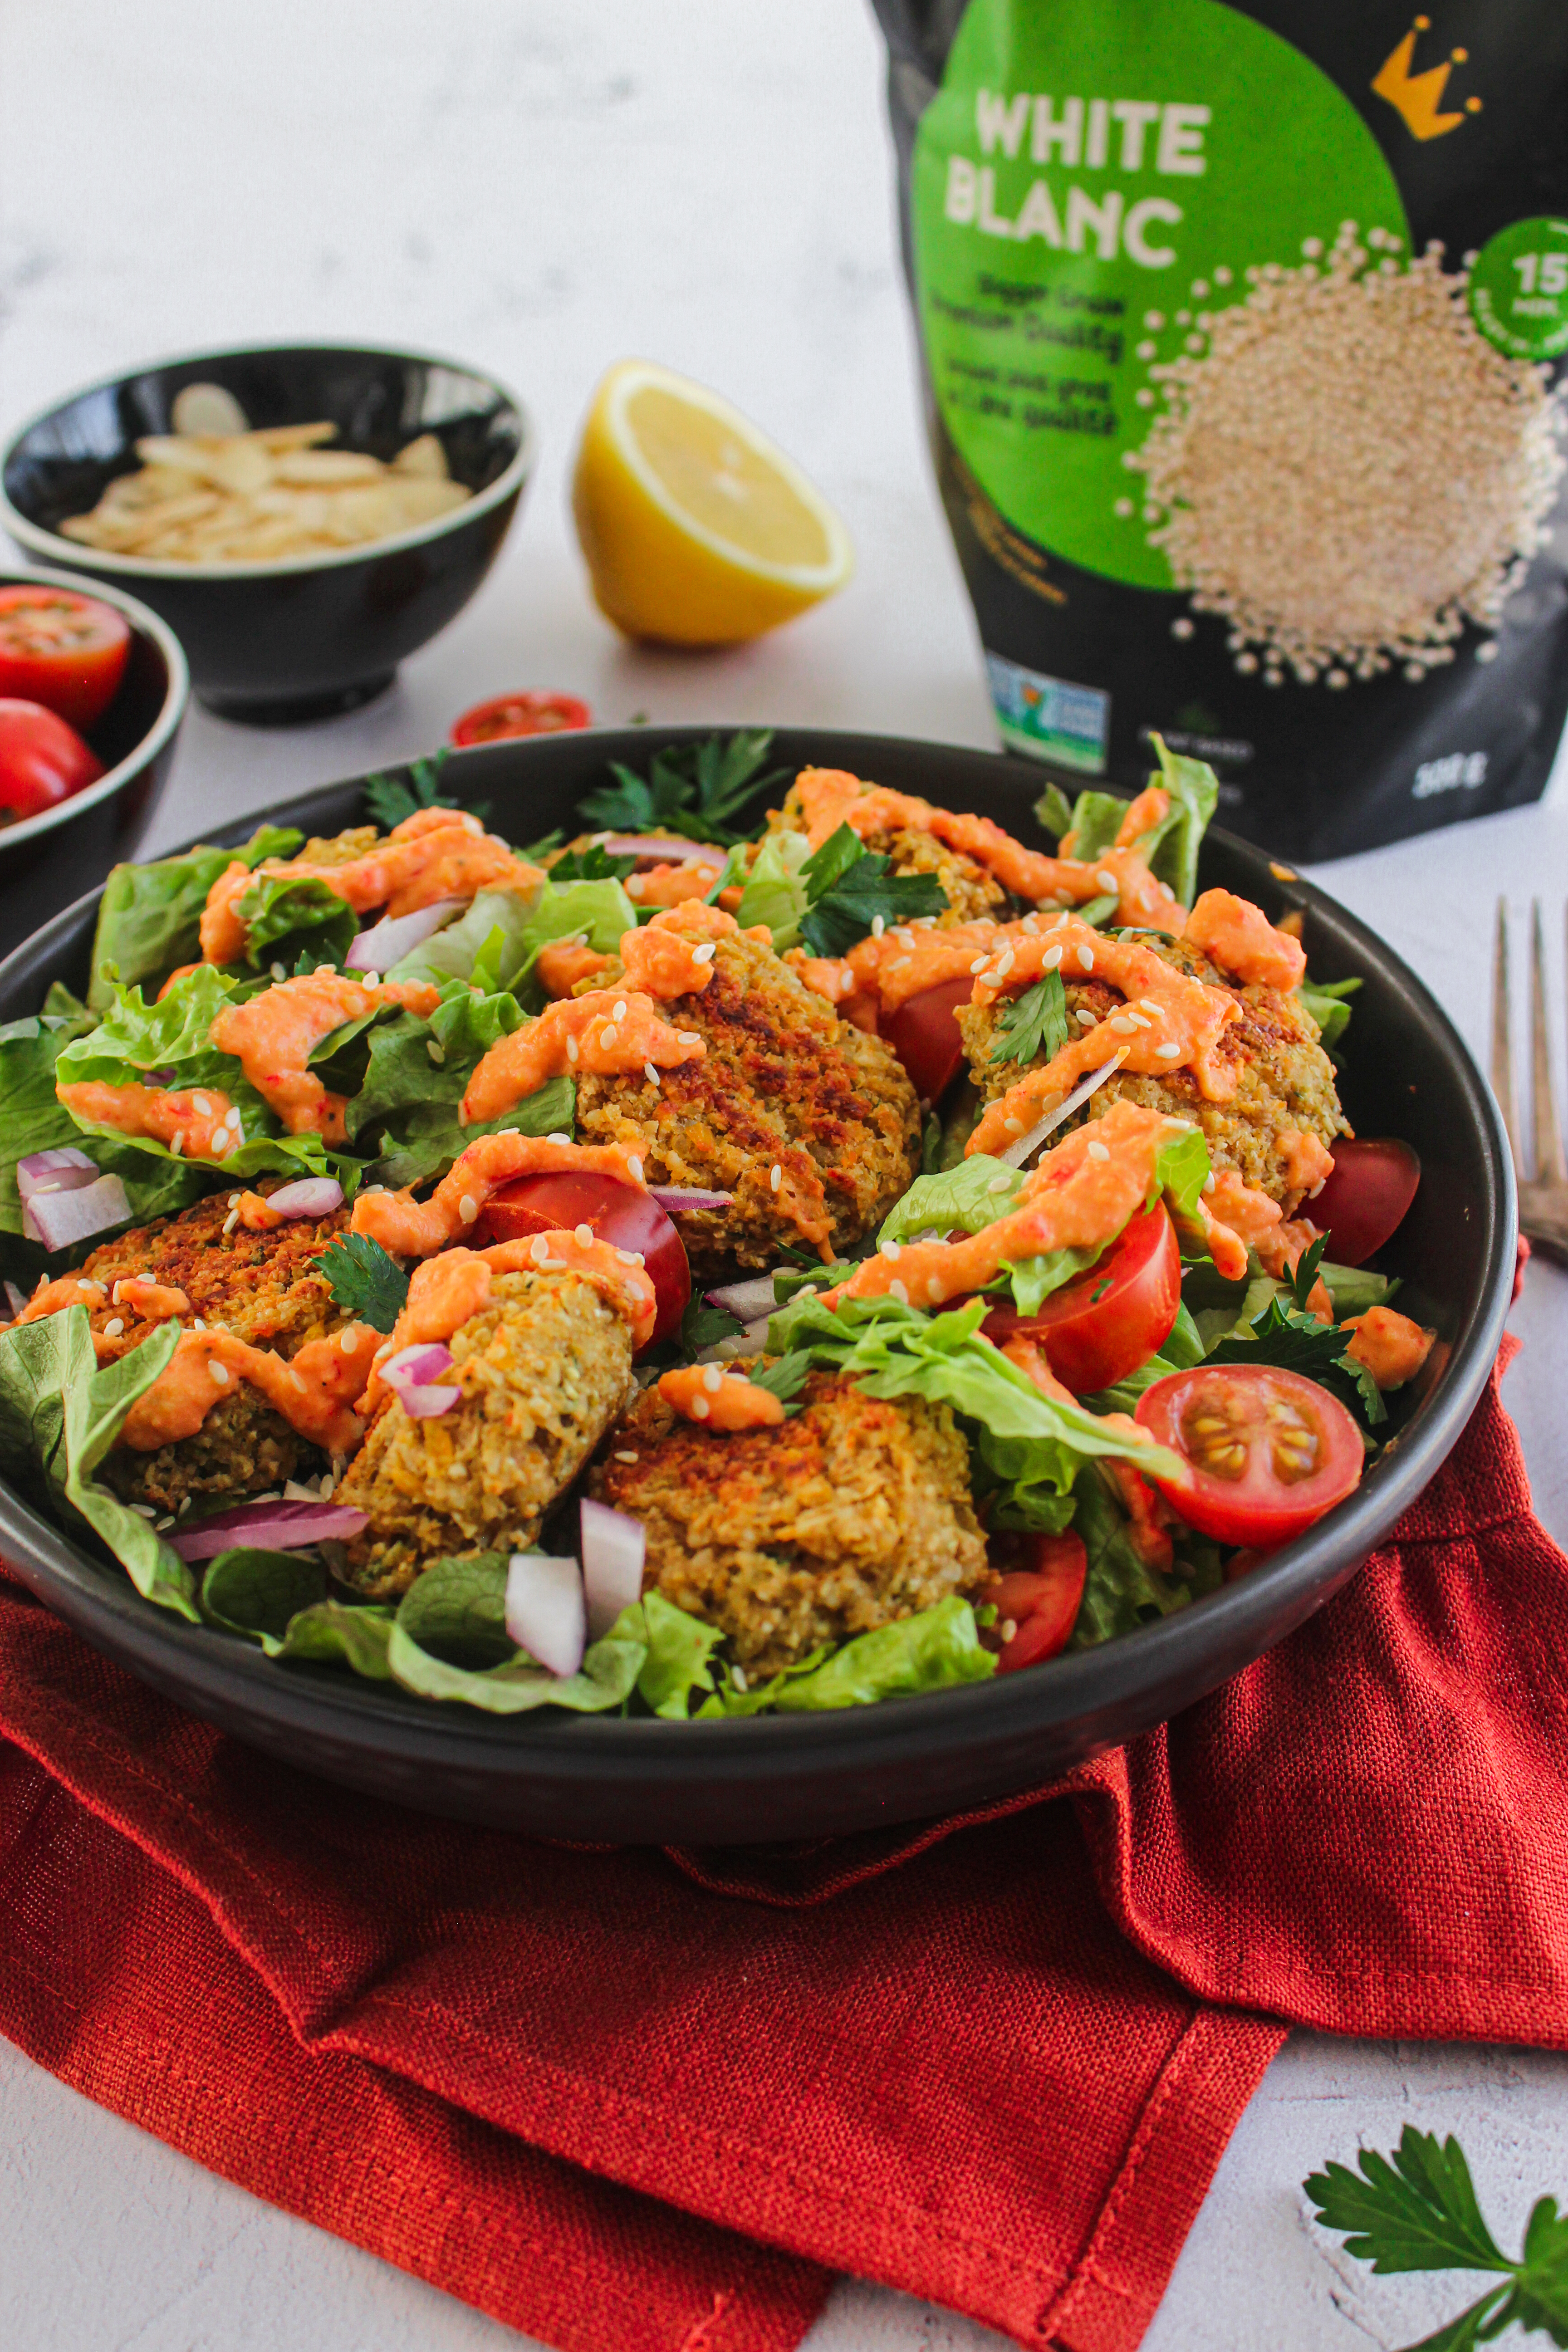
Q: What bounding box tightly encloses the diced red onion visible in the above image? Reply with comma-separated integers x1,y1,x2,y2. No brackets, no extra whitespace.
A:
171,1498,369,1562
579,1498,645,1640
264,1176,344,1220
706,1274,776,1321
505,1550,585,1677
24,1173,132,1252
651,1187,735,1212
597,835,723,865
997,1049,1131,1170
3,1280,29,1321
17,1148,99,1204
345,896,467,973
380,1341,460,1419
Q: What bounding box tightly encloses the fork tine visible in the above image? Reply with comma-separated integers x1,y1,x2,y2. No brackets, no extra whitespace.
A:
1492,897,1524,1179
1537,900,1568,1185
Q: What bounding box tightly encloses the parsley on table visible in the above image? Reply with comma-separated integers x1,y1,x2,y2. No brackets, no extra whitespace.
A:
989,970,1068,1068
1306,2125,1568,2350
363,748,487,829
577,730,789,847
797,823,948,957
313,1234,410,1333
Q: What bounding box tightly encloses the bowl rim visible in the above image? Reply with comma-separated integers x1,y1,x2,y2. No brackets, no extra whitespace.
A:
0,563,189,852
0,337,537,584
0,724,1520,1799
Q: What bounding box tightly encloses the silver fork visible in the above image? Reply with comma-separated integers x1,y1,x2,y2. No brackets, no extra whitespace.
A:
1492,899,1568,1267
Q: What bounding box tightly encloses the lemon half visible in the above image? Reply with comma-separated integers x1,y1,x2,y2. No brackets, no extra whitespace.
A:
572,359,853,645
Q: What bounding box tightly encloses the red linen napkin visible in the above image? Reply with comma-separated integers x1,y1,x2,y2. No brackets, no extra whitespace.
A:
1,1305,1563,2352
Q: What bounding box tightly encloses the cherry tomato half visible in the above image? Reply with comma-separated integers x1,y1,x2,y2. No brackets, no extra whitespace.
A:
0,587,130,731
980,1530,1088,1671
0,698,104,820
981,1201,1181,1395
883,976,972,1104
451,691,593,747
476,1170,690,1349
1134,1363,1363,1548
1310,1138,1421,1268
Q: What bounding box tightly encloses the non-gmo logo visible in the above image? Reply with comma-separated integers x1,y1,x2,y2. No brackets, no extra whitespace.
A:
1412,751,1488,799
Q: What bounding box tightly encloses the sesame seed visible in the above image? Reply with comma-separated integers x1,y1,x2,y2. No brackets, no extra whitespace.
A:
1139,998,1163,1013
702,1362,723,1392
995,949,1016,976
600,1026,619,1051
1096,871,1118,893
361,972,380,990
970,955,990,975
767,1163,783,1193
1004,1117,1024,1134
193,1316,206,1331
889,1279,910,1304
615,1449,640,1463
889,956,913,972
1087,1140,1112,1162
644,1062,660,1088
548,1132,572,1147
1043,945,1063,970
691,1395,711,1420
1127,1012,1153,1029
927,1278,945,1302
1202,1173,1217,1196
1001,1619,1018,1644
574,1222,594,1246
615,1248,640,1265
895,928,916,947
1157,1042,1183,1060
270,962,286,981
614,999,628,1020
870,915,886,940
339,1328,362,1352
426,1040,445,1065
1309,1176,1327,1197
1022,915,1040,934
880,1240,902,1260
627,1155,644,1183
130,1503,156,1520
1075,1009,1098,1027
1050,913,1070,931
169,1133,184,1156
193,1094,211,1118
731,1665,748,1691
987,1173,1013,1193
228,1194,240,1207
530,1235,550,1264
210,1361,230,1385
458,1195,478,1224
691,942,716,965
566,1037,579,1064
1078,947,1095,971
103,1317,124,1338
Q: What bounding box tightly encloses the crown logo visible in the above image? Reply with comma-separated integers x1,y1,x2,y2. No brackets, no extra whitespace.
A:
1372,16,1483,140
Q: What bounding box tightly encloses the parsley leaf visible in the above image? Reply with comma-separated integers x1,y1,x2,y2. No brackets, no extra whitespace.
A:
577,730,789,847
797,824,948,957
1287,1232,1329,1315
1305,2126,1568,2352
989,971,1068,1068
546,843,638,883
362,748,481,830
747,1350,812,1409
679,1296,742,1354
1206,1284,1385,1426
313,1234,409,1333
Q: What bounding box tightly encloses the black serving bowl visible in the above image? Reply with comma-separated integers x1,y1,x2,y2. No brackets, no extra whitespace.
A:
0,342,532,726
0,728,1518,1844
0,564,188,947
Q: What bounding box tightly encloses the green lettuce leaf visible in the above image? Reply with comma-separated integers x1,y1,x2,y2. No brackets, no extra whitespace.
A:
1001,1245,1101,1316
511,877,638,982
1070,1466,1217,1647
86,824,304,1009
736,827,812,950
1055,790,1127,862
1155,1126,1212,1221
701,1593,994,1715
233,873,358,972
1136,736,1220,911
385,886,544,992
201,1548,394,1673
386,1552,646,1713
636,1588,724,1719
350,983,573,1189
1299,974,1361,1054
879,1154,1024,1245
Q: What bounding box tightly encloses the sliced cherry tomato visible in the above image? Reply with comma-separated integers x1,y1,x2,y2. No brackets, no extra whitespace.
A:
476,1171,689,1349
1310,1138,1421,1267
0,587,130,731
980,1531,1088,1671
883,977,972,1103
451,691,593,746
981,1201,1181,1394
1134,1364,1363,1548
0,698,104,821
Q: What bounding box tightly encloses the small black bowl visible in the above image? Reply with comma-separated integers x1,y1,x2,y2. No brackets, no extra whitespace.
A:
0,728,1518,1843
0,342,533,727
0,564,188,943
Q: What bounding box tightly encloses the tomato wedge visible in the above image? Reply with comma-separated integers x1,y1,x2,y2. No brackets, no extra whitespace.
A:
1134,1364,1363,1548
451,691,593,746
980,1531,1088,1671
883,977,972,1104
982,1201,1181,1394
0,699,104,820
476,1170,689,1349
1310,1138,1421,1267
0,587,130,731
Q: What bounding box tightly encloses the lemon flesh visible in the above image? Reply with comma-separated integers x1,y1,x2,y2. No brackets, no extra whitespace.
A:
572,360,853,646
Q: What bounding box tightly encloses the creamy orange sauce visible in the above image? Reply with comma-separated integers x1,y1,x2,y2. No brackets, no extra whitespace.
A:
999,1331,1155,1452
209,972,441,1142
58,1078,245,1161
617,910,722,998
1252,1213,1334,1321
199,809,543,965
831,1100,1187,1310
659,1362,786,1431
118,1320,376,1454
110,1278,191,1319
15,1274,113,1326
1183,889,1307,992
1114,785,1170,846
460,989,704,1125
793,768,1178,926
1342,1305,1435,1390
535,938,612,997
1275,1127,1334,1201
351,1131,650,1257
624,861,723,907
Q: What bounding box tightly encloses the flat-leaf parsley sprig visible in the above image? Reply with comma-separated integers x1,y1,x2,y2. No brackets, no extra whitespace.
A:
578,729,789,846
1305,2126,1568,2349
314,1234,410,1333
796,823,948,958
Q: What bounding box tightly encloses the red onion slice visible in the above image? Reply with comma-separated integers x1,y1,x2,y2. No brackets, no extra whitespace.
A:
345,897,467,973
17,1147,99,1203
597,835,724,865
705,1274,776,1321
997,1049,1131,1170
24,1174,132,1253
505,1551,586,1677
264,1176,344,1220
650,1187,735,1212
579,1498,645,1639
172,1498,369,1562
380,1341,460,1419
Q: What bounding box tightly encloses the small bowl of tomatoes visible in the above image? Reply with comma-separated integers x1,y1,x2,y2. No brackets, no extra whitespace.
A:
0,567,188,923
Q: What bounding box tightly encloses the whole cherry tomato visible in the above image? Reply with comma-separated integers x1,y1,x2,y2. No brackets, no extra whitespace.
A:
981,1202,1181,1394
476,1170,690,1348
1134,1363,1364,1548
451,692,592,746
0,699,105,820
0,587,130,731
1309,1138,1421,1267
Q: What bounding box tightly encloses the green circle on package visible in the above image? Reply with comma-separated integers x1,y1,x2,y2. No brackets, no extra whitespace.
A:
1468,217,1568,360
910,0,1409,590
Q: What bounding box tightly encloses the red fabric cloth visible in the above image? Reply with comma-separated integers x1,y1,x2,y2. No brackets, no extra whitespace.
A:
1,1308,1562,2352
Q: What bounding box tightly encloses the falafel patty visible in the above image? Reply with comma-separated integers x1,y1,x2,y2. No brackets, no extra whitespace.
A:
957,933,1347,1210
575,924,919,1279
592,1371,989,1675
336,1267,635,1600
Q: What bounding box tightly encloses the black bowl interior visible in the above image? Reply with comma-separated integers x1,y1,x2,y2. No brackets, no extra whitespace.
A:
0,729,1516,1844
4,345,524,540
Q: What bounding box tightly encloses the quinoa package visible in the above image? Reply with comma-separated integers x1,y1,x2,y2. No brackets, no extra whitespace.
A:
873,0,1568,858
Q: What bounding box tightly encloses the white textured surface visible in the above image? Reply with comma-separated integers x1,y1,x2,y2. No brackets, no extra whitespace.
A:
1,4,1566,2348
